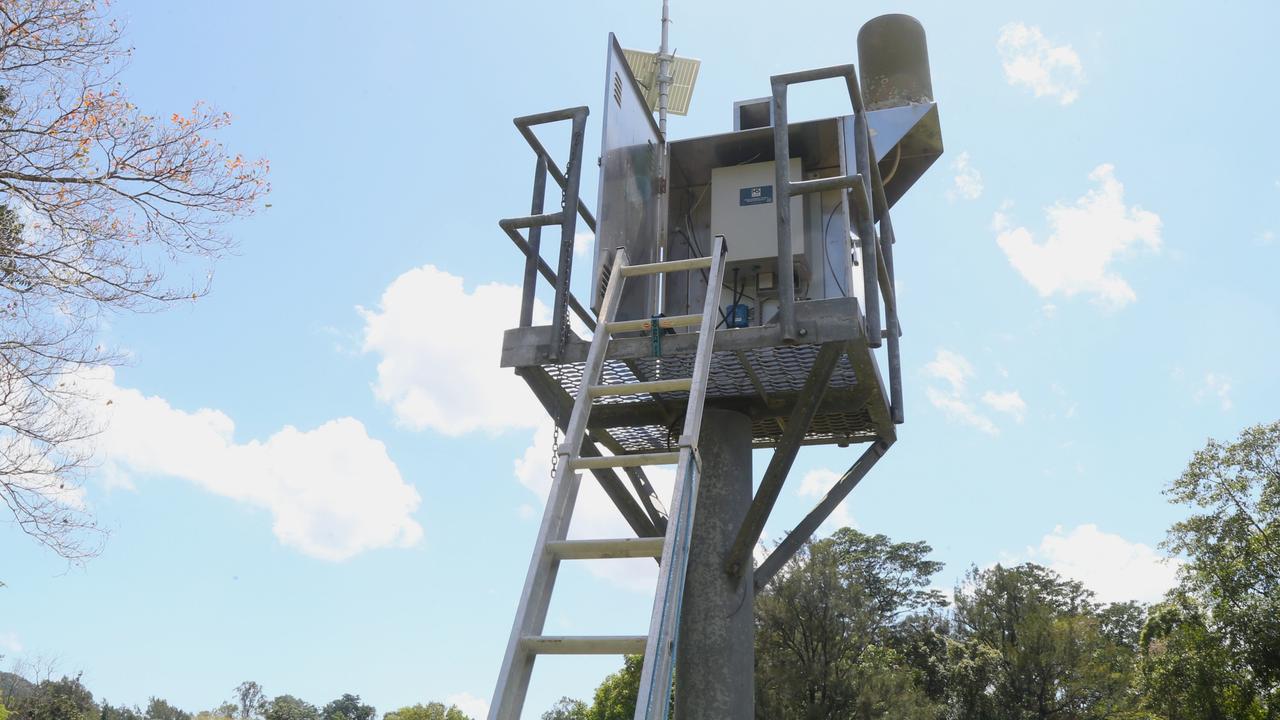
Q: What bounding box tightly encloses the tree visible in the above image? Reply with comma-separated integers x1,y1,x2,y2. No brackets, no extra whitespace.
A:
1137,594,1263,720
16,675,97,720
754,528,945,718
261,697,316,720
142,700,188,720
949,563,1141,719
382,703,472,720
1162,421,1280,712
539,698,587,720
231,684,264,720
98,704,141,720
319,696,372,720
587,655,641,720
0,0,268,562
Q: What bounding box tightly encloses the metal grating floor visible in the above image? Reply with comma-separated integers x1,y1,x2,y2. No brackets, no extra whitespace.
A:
543,343,882,451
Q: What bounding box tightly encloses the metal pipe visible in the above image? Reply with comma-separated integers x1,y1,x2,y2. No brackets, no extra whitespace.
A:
789,173,863,196
770,79,798,343
519,156,548,328
501,224,596,331
549,108,589,361
852,109,881,348
866,135,904,422
515,120,597,233
499,211,564,231
752,439,891,590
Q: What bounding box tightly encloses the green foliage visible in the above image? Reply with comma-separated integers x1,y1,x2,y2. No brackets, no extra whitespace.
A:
144,699,190,720
262,697,317,720
587,655,641,720
2,699,11,720
540,698,588,720
1161,421,1280,713
949,562,1142,719
19,676,97,720
319,696,373,720
755,528,946,718
382,703,471,720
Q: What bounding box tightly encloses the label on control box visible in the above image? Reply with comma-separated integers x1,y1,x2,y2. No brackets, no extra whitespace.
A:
739,185,773,206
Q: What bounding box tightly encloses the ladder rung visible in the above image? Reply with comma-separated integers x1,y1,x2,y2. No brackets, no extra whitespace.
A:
589,378,692,398
521,635,648,655
605,313,702,334
569,452,680,470
620,257,712,277
546,537,665,560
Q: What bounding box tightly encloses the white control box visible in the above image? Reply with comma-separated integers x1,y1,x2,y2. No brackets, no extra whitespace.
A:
710,158,805,264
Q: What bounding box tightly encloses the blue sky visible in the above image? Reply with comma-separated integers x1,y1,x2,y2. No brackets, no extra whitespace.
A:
3,1,1279,718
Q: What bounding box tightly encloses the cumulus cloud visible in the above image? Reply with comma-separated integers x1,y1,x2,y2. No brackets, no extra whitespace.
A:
76,367,421,561
1024,524,1180,604
923,350,998,435
924,350,1028,435
515,420,674,593
994,165,1161,309
981,390,1027,423
796,468,853,533
997,22,1085,105
445,693,488,719
360,265,547,436
947,152,984,201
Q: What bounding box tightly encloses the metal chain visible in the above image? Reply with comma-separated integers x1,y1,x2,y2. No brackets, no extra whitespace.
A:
549,424,561,482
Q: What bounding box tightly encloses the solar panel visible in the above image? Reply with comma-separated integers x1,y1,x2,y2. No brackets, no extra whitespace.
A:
622,48,701,116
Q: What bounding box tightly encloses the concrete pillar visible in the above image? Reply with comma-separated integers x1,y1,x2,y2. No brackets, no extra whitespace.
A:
675,408,754,719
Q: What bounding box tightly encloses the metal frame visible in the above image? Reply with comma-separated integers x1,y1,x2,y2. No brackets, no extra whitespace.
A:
501,107,594,361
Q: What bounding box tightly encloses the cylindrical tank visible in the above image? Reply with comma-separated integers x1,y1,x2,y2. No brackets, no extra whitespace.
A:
857,14,933,110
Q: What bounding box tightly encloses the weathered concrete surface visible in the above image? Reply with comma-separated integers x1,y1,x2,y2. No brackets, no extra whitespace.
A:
675,408,754,719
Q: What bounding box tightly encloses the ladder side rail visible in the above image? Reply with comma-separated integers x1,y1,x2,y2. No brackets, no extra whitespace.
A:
488,249,631,720
634,235,729,720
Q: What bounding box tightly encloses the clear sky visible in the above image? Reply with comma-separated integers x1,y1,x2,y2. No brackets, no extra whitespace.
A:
3,1,1279,718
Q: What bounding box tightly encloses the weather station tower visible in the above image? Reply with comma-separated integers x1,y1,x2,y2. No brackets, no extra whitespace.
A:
487,7,943,719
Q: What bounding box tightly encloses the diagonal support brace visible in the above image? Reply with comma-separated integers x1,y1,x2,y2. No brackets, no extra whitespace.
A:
724,342,843,577
753,438,892,590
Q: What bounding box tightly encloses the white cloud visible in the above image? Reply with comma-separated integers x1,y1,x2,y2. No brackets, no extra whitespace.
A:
997,22,1084,105
1196,372,1233,411
1024,524,1181,604
515,421,674,593
947,151,984,201
574,230,595,258
446,692,489,719
981,390,1027,423
796,468,853,534
360,265,547,436
1257,230,1275,246
924,349,974,395
995,164,1161,309
923,350,1000,435
75,367,421,562
0,631,22,653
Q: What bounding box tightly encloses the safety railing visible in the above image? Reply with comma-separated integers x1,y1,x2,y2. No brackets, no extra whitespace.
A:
769,64,904,423
499,106,598,362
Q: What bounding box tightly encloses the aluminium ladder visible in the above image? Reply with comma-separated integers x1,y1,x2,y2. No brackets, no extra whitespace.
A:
489,236,729,720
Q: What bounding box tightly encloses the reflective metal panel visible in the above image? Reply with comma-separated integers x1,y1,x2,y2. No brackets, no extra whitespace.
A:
594,34,662,321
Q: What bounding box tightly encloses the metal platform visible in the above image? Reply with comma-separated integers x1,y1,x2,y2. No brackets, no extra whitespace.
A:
502,295,894,453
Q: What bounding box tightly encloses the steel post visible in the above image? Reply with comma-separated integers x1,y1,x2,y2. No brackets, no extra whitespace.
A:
675,408,755,720
519,155,548,328
549,108,589,361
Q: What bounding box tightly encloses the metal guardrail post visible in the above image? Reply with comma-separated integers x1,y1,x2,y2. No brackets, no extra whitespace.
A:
519,155,548,328
769,64,880,346
769,79,798,343
548,108,589,361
